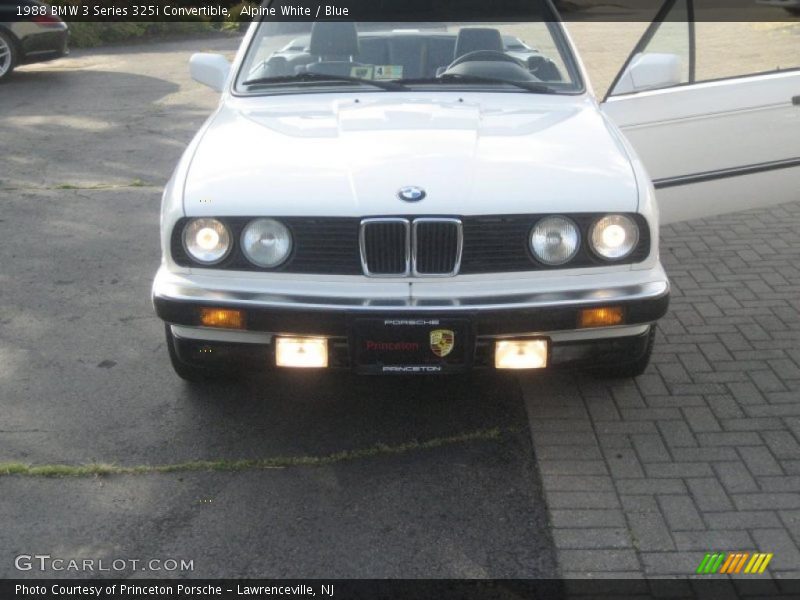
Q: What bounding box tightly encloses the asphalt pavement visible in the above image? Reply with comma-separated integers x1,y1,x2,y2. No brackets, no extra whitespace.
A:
0,36,557,579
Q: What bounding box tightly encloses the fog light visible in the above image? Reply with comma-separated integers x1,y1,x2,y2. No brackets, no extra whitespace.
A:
579,306,624,328
495,339,548,370
199,307,244,329
275,337,328,368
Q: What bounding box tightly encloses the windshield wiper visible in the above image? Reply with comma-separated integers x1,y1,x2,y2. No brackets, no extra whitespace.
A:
241,73,406,91
241,72,556,94
399,74,556,94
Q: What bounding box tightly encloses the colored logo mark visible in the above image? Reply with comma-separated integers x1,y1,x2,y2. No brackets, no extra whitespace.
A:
397,186,426,202
429,329,455,358
696,552,773,575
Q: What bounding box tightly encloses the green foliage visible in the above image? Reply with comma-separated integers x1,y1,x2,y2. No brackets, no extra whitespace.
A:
227,1,259,23
46,1,235,48
67,22,223,48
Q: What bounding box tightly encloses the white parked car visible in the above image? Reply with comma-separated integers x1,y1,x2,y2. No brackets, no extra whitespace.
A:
152,0,800,382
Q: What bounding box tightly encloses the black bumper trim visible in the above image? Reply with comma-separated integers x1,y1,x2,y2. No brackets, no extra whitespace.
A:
154,292,669,338
170,326,655,372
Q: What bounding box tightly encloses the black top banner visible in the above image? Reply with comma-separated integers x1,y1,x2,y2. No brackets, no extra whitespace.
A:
1,0,800,22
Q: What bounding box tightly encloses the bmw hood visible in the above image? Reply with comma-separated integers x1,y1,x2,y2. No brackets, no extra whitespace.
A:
183,93,639,217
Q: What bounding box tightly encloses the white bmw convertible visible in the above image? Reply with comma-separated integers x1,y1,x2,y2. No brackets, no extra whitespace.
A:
152,0,800,381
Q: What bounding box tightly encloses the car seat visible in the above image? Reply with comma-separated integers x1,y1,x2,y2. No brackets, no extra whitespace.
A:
300,22,365,77
454,28,504,58
436,27,505,76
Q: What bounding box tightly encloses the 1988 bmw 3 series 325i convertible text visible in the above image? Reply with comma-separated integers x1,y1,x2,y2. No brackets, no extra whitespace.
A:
152,0,800,381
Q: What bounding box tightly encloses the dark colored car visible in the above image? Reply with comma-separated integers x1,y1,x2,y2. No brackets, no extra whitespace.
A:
0,1,69,82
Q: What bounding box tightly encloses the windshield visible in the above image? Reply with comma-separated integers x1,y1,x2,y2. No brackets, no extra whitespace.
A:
235,5,582,95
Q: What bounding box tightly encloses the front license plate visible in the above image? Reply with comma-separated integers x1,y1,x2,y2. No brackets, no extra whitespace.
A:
352,317,471,374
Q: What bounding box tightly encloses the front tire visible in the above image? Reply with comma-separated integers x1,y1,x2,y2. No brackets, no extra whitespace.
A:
591,325,656,379
165,324,233,383
0,29,18,82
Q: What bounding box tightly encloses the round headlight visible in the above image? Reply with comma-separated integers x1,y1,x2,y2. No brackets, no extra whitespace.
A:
241,218,292,268
590,215,639,260
530,216,581,266
182,218,231,264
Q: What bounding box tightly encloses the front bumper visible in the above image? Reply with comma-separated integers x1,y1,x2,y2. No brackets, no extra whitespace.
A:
152,266,669,371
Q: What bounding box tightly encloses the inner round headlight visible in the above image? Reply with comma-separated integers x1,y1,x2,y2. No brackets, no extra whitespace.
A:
530,216,581,266
590,215,639,260
182,218,231,264
241,218,292,268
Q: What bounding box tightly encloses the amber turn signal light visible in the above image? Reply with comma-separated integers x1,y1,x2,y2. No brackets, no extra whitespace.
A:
579,306,624,328
199,307,245,330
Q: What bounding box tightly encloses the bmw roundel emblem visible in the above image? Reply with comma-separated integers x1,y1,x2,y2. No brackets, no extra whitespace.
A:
398,186,426,202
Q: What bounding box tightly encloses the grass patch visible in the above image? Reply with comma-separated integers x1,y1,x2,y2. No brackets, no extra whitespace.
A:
0,181,158,192
54,180,154,190
0,427,506,479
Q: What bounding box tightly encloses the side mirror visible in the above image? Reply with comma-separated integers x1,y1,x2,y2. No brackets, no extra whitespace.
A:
612,53,683,95
189,53,231,92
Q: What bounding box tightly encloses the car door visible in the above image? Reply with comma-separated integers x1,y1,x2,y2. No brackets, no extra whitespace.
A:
599,0,800,224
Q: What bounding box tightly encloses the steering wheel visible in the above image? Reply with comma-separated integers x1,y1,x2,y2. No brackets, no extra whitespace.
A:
526,55,563,82
446,50,525,71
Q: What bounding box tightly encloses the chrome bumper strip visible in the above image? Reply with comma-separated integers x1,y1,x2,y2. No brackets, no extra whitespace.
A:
153,277,669,313
169,323,652,345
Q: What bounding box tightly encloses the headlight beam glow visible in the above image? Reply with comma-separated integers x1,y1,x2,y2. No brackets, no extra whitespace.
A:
590,215,639,260
182,218,232,264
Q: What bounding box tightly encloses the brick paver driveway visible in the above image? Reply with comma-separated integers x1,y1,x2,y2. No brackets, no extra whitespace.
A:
524,200,800,579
